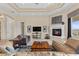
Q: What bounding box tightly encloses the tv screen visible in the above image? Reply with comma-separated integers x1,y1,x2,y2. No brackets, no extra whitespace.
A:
33,27,41,32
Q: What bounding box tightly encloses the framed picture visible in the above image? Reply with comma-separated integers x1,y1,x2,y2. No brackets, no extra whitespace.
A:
27,25,31,33
43,26,47,32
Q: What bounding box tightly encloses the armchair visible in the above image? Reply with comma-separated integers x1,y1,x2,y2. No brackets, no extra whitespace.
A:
13,35,30,49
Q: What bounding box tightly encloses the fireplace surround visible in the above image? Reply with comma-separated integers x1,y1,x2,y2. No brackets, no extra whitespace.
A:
52,29,61,36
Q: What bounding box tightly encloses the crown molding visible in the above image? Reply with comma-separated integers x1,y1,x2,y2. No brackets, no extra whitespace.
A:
0,3,77,18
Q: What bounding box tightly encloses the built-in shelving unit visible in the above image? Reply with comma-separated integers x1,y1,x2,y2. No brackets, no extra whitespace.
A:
32,32,41,39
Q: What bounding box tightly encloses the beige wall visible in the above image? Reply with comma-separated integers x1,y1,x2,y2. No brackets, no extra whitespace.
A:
1,16,51,45
14,16,51,45
1,4,79,44
14,16,50,34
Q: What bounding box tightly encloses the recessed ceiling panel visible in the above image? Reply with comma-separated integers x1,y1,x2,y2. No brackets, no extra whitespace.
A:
15,3,49,8
0,3,74,17
10,3,64,12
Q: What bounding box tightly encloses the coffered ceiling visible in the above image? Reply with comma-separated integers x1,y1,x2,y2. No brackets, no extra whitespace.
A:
16,3,49,8
9,3,64,12
0,3,78,18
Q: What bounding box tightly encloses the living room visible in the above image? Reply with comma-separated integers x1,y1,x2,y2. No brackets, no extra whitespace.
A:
0,3,79,56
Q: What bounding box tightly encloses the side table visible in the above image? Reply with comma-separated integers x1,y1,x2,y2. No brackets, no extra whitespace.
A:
26,46,32,52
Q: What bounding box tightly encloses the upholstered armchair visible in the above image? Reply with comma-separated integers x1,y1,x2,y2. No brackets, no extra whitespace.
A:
13,35,30,49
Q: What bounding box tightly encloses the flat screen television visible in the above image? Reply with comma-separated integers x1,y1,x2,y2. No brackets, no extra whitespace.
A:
52,29,61,36
33,27,41,32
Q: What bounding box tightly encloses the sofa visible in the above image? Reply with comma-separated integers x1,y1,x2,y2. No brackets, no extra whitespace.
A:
0,40,15,55
52,39,79,54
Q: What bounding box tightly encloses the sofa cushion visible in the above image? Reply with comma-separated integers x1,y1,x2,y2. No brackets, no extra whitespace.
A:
0,40,14,54
53,40,75,54
65,39,79,50
0,40,13,48
0,47,6,54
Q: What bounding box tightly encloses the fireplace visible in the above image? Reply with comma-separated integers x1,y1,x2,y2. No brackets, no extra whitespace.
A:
52,29,61,36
